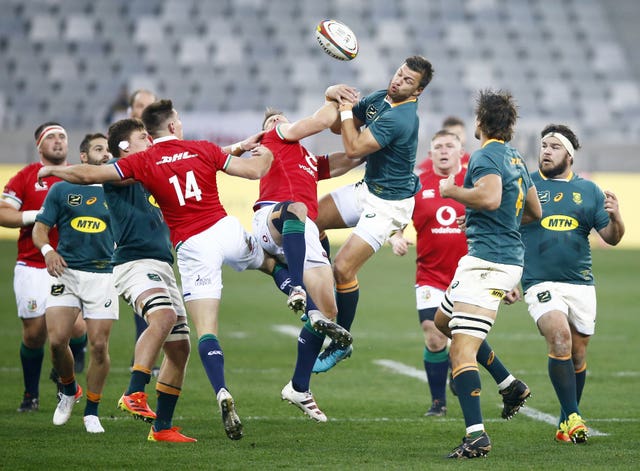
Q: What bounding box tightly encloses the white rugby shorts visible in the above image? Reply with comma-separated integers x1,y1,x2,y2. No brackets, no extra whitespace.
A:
113,258,186,318
524,281,596,336
415,284,446,311
330,181,414,251
14,264,53,319
177,215,264,301
252,205,330,270
46,268,119,320
447,255,522,312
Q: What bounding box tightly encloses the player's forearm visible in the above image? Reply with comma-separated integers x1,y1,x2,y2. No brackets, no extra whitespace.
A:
600,218,625,246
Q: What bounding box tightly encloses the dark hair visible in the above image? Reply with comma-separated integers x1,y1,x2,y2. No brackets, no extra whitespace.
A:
431,129,460,142
129,88,156,108
262,106,284,130
141,99,174,137
405,55,434,89
475,89,518,142
79,133,107,154
540,124,581,151
107,118,146,157
442,116,465,128
34,121,63,141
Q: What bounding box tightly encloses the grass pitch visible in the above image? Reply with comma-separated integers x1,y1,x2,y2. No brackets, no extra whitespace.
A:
0,240,638,470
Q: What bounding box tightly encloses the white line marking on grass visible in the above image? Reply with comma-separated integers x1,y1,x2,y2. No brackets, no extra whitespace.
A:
272,324,331,346
273,325,302,338
374,359,609,436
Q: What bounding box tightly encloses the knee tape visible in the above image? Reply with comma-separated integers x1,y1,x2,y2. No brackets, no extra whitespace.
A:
271,200,300,233
138,291,173,320
165,321,190,343
448,312,494,340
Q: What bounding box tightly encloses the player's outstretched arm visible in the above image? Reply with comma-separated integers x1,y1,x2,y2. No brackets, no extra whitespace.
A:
38,164,121,185
225,145,273,180
280,102,339,142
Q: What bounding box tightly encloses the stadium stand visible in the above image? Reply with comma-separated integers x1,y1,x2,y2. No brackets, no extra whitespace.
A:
0,0,639,169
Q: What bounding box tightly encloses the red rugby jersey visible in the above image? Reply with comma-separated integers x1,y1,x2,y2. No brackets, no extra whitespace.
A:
412,168,468,290
114,136,230,247
255,126,330,220
2,162,60,268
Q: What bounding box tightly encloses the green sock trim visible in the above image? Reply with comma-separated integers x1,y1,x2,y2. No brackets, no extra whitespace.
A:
272,262,287,276
303,320,325,339
70,333,87,345
468,430,484,439
424,346,449,363
20,342,44,358
283,219,305,234
198,334,219,344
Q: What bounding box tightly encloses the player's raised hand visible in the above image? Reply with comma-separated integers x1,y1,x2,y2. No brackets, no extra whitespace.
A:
325,84,359,105
603,190,621,217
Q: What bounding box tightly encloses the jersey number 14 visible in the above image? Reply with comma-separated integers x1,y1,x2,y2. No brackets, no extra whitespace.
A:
169,171,202,206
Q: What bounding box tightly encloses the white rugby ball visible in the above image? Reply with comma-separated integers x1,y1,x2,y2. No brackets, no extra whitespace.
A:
315,19,358,61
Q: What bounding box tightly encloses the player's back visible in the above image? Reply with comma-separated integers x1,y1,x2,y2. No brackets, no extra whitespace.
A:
114,137,230,247
464,141,532,265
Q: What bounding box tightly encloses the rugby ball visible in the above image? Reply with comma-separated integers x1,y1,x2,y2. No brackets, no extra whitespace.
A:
315,19,358,61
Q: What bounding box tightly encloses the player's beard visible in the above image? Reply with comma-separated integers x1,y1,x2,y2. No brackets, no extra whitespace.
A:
540,154,571,179
41,148,67,165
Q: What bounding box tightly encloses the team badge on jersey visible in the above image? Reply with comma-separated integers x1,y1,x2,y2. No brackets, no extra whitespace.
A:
572,192,583,205
538,190,550,204
67,194,82,206
366,104,378,120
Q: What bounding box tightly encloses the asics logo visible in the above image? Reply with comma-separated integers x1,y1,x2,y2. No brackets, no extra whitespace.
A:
207,350,223,356
156,152,199,165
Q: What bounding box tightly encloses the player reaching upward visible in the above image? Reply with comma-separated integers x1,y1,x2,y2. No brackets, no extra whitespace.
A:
254,101,362,420
313,55,434,372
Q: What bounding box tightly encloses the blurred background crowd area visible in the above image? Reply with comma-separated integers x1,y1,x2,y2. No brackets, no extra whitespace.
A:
1,0,639,171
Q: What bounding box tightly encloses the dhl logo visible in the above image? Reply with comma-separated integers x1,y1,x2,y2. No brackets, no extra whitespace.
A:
70,217,107,233
541,215,579,231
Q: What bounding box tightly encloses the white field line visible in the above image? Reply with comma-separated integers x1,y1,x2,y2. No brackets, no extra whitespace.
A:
374,359,609,436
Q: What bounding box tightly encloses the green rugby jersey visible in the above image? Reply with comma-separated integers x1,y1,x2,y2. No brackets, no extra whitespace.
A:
103,178,173,267
520,171,610,290
36,182,113,272
464,140,533,266
353,89,421,200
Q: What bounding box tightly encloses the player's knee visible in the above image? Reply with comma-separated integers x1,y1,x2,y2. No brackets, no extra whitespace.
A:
547,331,571,357
138,291,174,322
88,339,109,361
332,257,354,283
287,201,307,220
165,321,190,343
